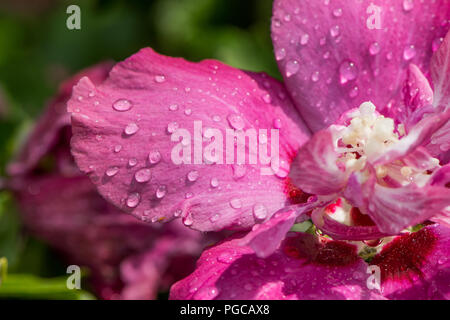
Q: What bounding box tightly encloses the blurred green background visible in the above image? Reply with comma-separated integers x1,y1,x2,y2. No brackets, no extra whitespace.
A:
0,0,278,299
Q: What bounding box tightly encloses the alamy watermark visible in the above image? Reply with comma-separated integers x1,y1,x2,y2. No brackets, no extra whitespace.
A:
66,5,81,30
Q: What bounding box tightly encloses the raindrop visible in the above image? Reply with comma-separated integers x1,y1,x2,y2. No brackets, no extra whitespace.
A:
124,122,139,135
227,114,245,130
402,0,414,12
369,42,380,55
275,48,286,61
285,60,299,77
329,25,340,38
339,60,358,84
253,203,268,220
187,170,199,182
156,185,167,199
230,198,242,209
128,158,137,167
114,145,122,153
333,8,343,17
148,151,161,164
403,45,416,61
169,104,178,111
300,33,309,45
184,108,192,116
273,118,282,129
113,99,133,112
210,178,219,188
262,94,272,104
349,86,359,98
106,166,119,177
154,75,166,83
432,37,444,52
135,168,151,183
167,122,179,133
126,193,140,208
311,71,319,82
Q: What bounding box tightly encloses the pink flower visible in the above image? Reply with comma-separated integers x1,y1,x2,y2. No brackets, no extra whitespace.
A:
64,0,450,299
7,63,216,300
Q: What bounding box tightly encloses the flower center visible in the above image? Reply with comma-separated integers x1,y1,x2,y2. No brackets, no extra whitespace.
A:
333,101,439,186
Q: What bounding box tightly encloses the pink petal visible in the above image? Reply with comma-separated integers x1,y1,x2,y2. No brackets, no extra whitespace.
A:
430,30,450,110
170,232,381,300
371,224,450,299
364,175,450,234
311,208,392,241
68,48,311,232
272,0,450,131
239,197,323,258
289,129,347,195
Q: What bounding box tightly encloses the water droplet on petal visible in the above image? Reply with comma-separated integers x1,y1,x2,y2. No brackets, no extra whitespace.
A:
333,8,343,17
187,170,199,182
167,122,179,133
113,99,133,112
135,168,151,183
311,71,319,82
339,60,358,84
349,86,359,98
329,25,340,37
106,166,119,177
210,214,220,222
210,178,219,188
230,198,242,209
154,75,166,83
432,37,444,52
275,48,286,61
402,0,414,12
114,145,122,153
126,193,140,208
403,45,416,61
300,33,309,45
369,42,380,55
124,122,139,135
233,164,246,179
253,203,268,220
262,94,272,104
227,114,245,130
285,60,299,77
148,151,161,164
128,158,137,167
156,185,167,199
273,118,282,129
169,104,178,111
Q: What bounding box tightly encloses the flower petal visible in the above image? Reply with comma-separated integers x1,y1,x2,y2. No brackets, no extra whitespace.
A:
68,48,311,232
289,128,347,195
239,197,323,258
431,30,450,111
371,224,450,299
170,232,381,300
272,0,450,131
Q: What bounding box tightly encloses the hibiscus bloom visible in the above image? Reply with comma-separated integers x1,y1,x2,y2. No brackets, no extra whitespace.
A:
7,63,216,300
65,0,449,299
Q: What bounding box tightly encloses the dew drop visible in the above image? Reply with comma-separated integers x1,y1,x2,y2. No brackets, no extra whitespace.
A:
432,37,444,52
300,33,309,45
148,151,161,164
154,75,166,83
106,166,119,177
169,104,178,111
333,8,343,17
311,71,319,82
329,25,340,38
114,145,122,153
285,60,299,77
124,122,139,135
156,185,167,199
167,122,179,133
273,118,282,129
227,114,245,130
369,42,380,55
402,0,414,12
126,193,140,208
403,45,416,61
262,94,272,104
233,164,247,179
187,170,199,182
253,203,268,220
349,86,359,98
128,158,137,167
210,178,219,188
135,168,151,183
113,99,133,112
230,198,242,209
275,48,286,61
339,60,358,84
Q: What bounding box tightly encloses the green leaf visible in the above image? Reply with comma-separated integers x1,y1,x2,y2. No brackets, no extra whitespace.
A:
0,273,95,300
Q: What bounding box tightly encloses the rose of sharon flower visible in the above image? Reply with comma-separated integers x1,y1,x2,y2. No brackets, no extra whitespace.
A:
7,63,216,300
66,0,450,299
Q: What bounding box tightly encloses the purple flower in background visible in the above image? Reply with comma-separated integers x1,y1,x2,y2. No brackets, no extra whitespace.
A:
7,63,216,300
62,0,450,299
